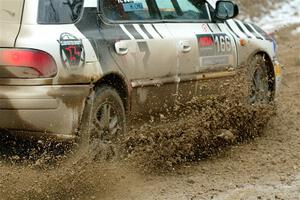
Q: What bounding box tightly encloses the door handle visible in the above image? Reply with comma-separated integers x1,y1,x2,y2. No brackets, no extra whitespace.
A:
115,41,128,55
180,40,191,53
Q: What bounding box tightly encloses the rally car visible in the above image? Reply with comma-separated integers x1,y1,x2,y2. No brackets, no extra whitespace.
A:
0,0,281,145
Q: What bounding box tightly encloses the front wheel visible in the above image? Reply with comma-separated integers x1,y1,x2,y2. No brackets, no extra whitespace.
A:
248,54,273,104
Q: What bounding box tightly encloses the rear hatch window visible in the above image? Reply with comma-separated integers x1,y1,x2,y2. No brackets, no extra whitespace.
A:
38,0,84,24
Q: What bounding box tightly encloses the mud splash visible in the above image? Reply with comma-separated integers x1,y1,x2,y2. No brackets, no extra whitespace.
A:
124,95,275,171
0,97,275,199
0,137,120,200
0,99,275,199
123,64,276,171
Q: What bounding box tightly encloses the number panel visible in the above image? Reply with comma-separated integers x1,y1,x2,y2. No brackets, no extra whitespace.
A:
197,33,233,55
196,33,235,70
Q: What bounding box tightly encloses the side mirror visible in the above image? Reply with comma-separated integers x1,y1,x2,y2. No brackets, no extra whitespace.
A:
215,0,239,20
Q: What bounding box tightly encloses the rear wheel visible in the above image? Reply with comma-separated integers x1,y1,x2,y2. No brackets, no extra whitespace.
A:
248,54,272,104
79,86,126,160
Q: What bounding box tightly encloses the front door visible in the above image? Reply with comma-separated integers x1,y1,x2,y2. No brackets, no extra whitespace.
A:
155,0,237,103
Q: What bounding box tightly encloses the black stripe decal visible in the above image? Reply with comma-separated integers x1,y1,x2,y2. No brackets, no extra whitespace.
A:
215,24,222,32
207,23,214,32
75,8,131,41
250,23,273,41
139,24,153,39
75,7,134,74
226,30,239,63
151,24,163,39
124,24,144,40
75,7,131,61
234,20,251,38
225,21,240,38
244,23,263,40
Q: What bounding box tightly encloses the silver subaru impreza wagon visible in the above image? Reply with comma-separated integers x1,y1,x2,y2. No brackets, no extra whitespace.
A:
0,0,281,145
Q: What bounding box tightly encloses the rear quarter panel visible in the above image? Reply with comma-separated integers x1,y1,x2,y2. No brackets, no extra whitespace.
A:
14,0,102,85
0,0,24,47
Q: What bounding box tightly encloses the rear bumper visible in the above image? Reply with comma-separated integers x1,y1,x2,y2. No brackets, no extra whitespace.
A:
0,85,90,138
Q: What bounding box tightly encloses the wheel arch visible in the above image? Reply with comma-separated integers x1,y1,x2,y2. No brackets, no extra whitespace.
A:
94,73,130,111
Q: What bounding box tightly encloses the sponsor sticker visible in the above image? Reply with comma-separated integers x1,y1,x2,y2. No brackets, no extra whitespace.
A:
58,33,85,70
123,2,144,12
197,34,232,55
201,24,209,33
198,35,214,47
202,56,229,65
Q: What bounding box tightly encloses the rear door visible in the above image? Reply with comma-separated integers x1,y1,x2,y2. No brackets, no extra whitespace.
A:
100,0,179,115
0,0,24,47
155,0,237,102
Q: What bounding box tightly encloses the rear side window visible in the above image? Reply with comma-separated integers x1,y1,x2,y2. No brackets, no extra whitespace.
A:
156,0,209,20
101,0,159,21
38,0,84,24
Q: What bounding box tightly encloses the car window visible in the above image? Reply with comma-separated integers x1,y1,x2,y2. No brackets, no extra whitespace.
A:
155,0,209,21
38,0,84,24
102,0,159,21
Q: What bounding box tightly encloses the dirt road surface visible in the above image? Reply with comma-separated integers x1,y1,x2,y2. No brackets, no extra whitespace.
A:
0,4,300,200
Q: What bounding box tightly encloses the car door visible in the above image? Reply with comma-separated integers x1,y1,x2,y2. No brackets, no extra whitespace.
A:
100,0,179,115
155,0,237,103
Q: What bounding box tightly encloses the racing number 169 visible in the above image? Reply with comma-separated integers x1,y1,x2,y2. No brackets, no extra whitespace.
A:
215,35,232,53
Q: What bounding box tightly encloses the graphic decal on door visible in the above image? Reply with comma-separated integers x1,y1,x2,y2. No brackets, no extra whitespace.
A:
120,24,164,40
58,32,86,70
197,33,233,66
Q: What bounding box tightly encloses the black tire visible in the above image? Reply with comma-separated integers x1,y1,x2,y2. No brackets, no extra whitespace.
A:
78,86,126,160
248,54,272,104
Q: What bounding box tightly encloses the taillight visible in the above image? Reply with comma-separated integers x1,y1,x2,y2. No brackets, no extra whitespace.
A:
0,48,57,78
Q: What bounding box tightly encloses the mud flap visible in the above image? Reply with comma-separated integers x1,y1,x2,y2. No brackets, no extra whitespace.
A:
76,86,95,158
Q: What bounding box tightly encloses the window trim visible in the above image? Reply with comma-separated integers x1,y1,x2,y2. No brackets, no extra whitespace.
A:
206,3,212,22
99,0,162,24
99,0,212,25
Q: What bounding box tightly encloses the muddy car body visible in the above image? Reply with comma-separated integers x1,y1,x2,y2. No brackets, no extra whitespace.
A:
0,0,281,141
